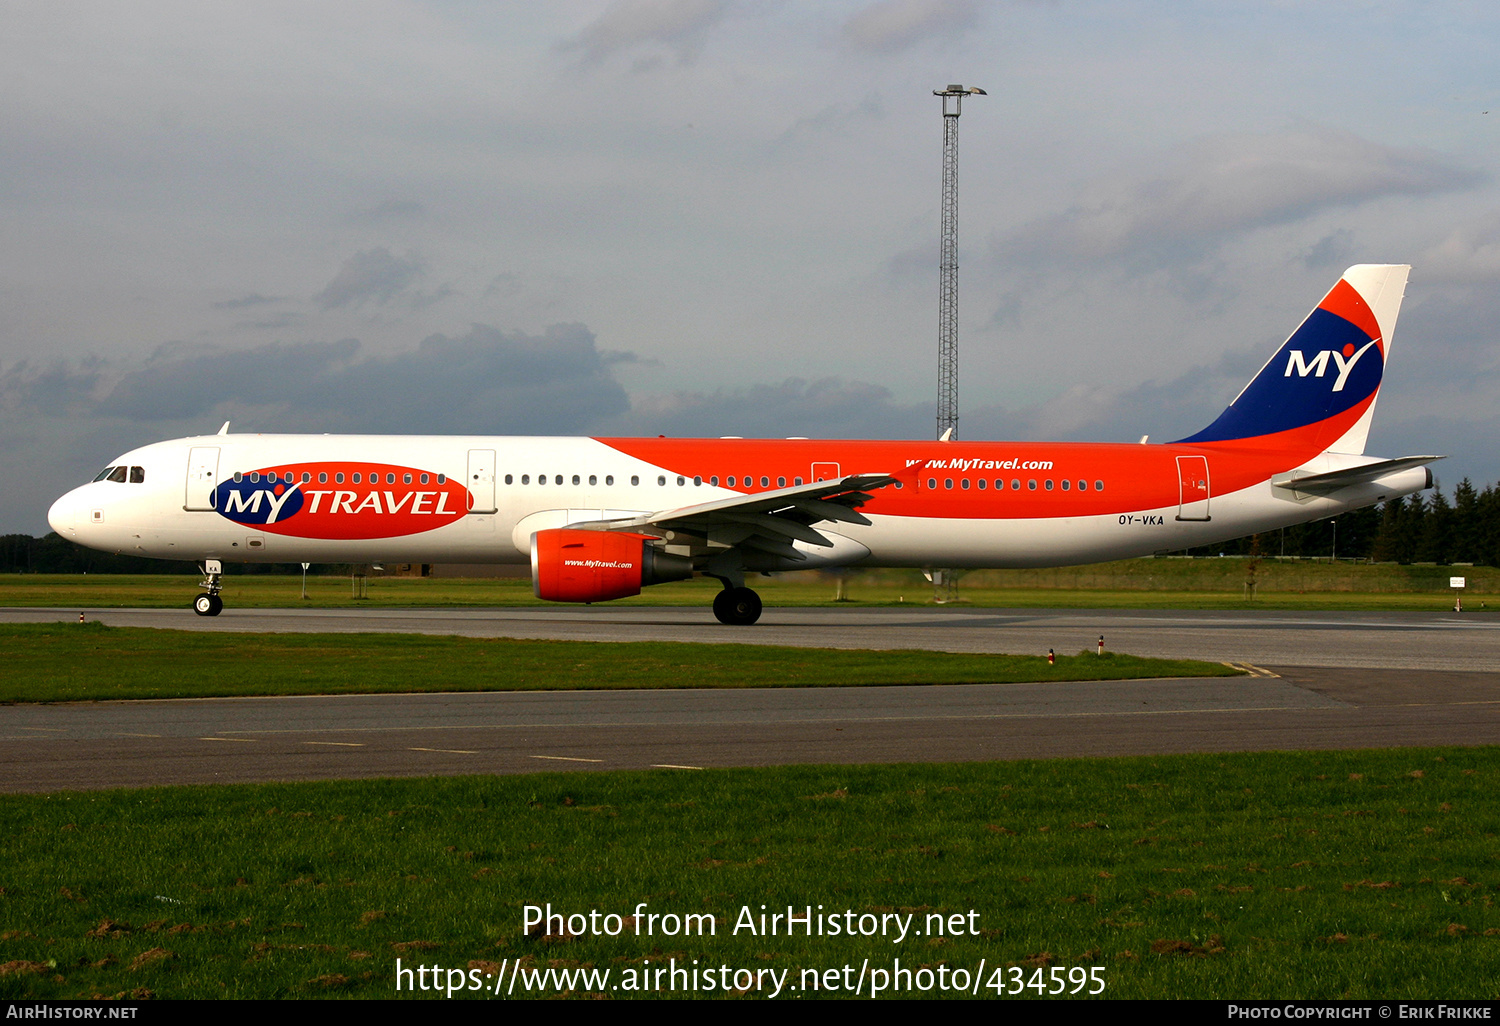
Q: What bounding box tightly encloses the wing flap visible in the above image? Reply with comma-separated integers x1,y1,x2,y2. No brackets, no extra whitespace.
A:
563,472,897,564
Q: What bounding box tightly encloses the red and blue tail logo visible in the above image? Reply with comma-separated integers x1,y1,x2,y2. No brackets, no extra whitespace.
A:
1176,265,1408,454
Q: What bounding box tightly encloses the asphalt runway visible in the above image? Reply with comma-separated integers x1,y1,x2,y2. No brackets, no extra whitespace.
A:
3,606,1498,791
4,604,1499,670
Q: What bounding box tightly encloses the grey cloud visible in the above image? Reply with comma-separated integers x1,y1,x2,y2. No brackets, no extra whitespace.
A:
98,339,362,420
611,378,930,439
235,312,305,332
79,325,630,436
1418,211,1500,284
320,324,631,434
1304,229,1356,270
559,0,730,66
773,94,886,148
842,0,981,53
314,247,424,310
211,293,281,310
995,129,1483,266
0,357,106,414
410,285,457,311
350,200,427,225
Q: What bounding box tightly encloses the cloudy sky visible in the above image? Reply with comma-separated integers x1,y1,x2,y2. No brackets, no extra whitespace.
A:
3,1,1498,532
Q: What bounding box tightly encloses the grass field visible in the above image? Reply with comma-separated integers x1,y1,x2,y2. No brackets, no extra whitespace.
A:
2,750,1496,1000
0,622,1236,703
2,559,1495,612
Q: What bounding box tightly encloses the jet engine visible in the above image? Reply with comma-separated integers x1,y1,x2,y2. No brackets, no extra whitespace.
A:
530,528,692,602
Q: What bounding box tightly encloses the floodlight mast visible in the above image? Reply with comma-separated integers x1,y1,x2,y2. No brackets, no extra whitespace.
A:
930,85,984,605
934,84,984,442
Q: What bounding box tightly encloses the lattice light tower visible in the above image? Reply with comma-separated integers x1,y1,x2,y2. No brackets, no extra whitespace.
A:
935,84,984,441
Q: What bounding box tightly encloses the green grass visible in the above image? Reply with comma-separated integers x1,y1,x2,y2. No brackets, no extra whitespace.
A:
0,622,1236,703
3,559,1496,612
3,750,1497,999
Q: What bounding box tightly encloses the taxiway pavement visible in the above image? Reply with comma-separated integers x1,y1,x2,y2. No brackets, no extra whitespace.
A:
2,606,1495,791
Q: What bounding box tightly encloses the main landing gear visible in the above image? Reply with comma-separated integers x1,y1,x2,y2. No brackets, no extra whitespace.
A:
712,586,762,626
193,559,224,617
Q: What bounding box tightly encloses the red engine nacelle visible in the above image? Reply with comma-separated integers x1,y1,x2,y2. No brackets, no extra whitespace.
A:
531,529,692,603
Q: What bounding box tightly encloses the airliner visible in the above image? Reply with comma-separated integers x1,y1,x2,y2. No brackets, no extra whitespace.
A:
48,264,1439,624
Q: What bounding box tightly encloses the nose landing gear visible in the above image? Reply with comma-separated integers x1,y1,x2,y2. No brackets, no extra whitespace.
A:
193,559,224,616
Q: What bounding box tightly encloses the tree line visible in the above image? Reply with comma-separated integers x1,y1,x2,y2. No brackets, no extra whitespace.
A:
1186,478,1499,564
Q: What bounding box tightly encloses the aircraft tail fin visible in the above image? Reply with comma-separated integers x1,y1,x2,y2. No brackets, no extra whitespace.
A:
1175,264,1409,455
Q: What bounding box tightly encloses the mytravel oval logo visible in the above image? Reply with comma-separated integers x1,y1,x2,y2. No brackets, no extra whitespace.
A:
214,462,469,539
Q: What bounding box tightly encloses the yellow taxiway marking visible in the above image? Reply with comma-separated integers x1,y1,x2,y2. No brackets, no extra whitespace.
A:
1224,662,1280,678
651,764,704,770
530,755,604,763
199,736,256,742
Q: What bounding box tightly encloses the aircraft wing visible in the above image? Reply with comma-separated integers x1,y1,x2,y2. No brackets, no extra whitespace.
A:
1271,455,1445,494
567,473,899,561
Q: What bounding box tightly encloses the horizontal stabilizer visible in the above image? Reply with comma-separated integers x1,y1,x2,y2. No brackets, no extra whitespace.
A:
1271,455,1443,494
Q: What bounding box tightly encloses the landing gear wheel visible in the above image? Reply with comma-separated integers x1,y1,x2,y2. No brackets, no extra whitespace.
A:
712,586,762,626
195,559,224,616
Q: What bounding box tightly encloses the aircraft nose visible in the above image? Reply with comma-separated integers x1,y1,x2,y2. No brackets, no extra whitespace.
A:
48,488,80,537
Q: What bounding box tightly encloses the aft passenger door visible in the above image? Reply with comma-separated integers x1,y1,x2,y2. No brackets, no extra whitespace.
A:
1175,455,1211,522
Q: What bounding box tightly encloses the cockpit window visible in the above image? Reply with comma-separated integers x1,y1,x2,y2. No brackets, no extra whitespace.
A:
106,466,128,483
129,466,145,484
93,466,115,482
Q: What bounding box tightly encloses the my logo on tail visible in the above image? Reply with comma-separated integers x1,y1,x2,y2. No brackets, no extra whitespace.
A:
1284,338,1381,392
